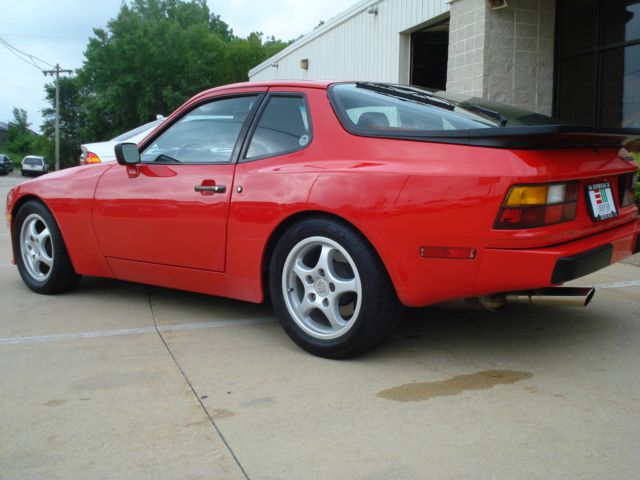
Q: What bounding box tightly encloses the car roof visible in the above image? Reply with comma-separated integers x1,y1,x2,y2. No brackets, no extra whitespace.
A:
189,80,334,103
218,80,333,91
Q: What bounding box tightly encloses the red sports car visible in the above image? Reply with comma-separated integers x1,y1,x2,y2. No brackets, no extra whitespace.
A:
6,81,640,358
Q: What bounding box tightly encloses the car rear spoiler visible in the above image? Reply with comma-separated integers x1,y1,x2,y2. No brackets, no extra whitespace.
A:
360,125,640,150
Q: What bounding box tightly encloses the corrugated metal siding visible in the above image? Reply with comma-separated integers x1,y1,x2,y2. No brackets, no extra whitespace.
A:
250,0,449,83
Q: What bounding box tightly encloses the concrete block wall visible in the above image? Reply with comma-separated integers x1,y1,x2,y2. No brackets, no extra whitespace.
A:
447,0,556,115
447,0,487,98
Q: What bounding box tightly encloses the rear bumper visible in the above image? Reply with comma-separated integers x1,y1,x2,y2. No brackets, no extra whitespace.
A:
551,244,613,284
475,219,640,295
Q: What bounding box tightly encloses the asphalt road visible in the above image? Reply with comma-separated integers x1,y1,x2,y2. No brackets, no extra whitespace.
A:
1,170,639,480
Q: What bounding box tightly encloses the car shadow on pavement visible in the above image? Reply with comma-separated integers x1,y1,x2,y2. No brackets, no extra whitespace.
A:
70,276,620,364
367,301,620,365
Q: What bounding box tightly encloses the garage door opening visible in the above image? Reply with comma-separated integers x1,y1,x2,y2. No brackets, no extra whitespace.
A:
410,20,449,90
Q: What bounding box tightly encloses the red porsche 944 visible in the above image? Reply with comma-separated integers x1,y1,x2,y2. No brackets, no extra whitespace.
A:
6,81,640,357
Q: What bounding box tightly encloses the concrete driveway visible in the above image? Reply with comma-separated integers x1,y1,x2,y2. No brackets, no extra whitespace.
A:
1,171,639,480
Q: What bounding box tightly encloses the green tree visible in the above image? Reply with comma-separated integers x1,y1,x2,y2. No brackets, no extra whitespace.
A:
79,0,230,139
4,108,51,162
227,33,292,82
632,151,640,207
77,0,291,140
5,108,32,156
41,76,86,169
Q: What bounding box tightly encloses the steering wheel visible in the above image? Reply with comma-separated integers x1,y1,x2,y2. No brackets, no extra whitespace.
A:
175,142,209,161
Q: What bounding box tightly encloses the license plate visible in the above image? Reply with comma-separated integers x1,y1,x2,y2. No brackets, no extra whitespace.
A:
587,182,617,221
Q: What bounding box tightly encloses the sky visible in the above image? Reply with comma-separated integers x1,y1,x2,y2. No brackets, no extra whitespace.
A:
0,0,359,133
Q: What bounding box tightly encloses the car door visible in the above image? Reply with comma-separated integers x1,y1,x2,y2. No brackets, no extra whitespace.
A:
92,93,262,272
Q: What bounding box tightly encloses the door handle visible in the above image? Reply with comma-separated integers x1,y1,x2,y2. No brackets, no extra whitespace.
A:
194,184,226,193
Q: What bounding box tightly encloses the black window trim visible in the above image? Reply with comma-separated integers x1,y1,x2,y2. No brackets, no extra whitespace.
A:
238,92,313,164
137,92,267,166
553,0,640,125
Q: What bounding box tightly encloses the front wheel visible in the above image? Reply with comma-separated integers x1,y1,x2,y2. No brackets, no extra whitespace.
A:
13,200,80,294
269,218,401,358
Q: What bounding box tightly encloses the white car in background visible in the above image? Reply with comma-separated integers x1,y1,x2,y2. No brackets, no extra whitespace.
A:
21,156,49,176
79,117,164,165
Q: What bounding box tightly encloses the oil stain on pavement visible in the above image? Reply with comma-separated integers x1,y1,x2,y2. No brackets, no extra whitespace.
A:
377,370,533,402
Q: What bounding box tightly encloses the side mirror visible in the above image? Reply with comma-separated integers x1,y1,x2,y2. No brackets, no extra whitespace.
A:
115,143,141,165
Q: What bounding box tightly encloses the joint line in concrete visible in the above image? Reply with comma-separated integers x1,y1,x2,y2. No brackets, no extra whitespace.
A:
146,287,251,480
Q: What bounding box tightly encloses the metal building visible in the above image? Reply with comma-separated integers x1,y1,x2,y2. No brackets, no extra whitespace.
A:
249,0,640,128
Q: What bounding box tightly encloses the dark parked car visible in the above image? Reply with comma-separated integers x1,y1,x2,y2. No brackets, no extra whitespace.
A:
21,156,49,177
0,154,13,175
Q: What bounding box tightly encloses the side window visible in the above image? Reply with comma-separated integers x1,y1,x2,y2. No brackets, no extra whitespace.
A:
140,95,257,164
246,96,311,160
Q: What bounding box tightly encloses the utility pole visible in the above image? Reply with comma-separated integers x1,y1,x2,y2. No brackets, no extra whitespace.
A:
43,64,72,171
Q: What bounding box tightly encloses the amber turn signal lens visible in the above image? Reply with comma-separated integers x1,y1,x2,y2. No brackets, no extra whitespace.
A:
85,152,101,164
495,181,579,229
504,185,549,206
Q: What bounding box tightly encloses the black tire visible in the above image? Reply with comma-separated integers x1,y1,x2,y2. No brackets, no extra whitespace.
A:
12,200,81,294
269,217,402,358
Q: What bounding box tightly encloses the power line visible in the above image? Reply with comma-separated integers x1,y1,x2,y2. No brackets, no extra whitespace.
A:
0,38,43,71
0,35,55,71
0,34,55,67
0,34,73,172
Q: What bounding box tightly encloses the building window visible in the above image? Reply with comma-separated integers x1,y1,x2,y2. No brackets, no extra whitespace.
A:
555,0,640,127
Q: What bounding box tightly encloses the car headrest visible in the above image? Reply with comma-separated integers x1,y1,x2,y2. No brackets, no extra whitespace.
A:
357,112,390,129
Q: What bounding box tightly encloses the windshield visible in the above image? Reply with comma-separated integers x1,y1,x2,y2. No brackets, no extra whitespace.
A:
329,83,562,133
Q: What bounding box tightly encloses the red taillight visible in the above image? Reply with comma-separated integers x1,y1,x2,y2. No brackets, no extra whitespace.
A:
494,181,579,229
85,152,101,164
619,171,638,208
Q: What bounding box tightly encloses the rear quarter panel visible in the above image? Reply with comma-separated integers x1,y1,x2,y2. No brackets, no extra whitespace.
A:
228,88,523,305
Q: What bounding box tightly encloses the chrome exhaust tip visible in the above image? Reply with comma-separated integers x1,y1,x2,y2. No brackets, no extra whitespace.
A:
442,287,596,311
504,287,595,307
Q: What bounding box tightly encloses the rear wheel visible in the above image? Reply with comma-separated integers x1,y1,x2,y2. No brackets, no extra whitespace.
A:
13,200,80,294
269,218,401,358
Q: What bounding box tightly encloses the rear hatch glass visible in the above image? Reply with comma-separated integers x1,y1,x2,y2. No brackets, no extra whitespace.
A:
329,82,640,149
24,158,43,165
